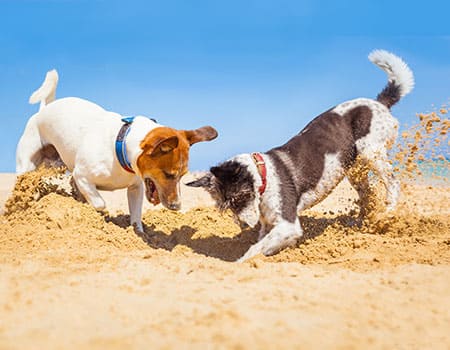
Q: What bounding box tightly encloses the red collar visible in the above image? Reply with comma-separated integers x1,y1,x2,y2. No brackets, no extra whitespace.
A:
251,152,267,195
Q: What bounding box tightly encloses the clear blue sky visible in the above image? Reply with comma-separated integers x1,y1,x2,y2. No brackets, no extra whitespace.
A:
1,0,449,172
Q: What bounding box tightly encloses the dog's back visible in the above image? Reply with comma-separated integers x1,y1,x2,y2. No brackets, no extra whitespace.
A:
17,70,122,173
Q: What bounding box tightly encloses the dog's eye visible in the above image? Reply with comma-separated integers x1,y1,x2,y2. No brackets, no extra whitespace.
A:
163,171,176,180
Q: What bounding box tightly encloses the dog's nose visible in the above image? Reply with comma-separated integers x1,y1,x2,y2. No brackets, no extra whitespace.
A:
167,202,181,211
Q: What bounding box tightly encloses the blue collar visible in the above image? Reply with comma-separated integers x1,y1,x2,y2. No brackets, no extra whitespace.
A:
115,117,135,173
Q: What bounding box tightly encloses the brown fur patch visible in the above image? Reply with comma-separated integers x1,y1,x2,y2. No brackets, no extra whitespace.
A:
137,125,218,207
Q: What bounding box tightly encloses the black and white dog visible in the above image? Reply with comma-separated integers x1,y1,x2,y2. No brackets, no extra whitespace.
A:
187,50,414,262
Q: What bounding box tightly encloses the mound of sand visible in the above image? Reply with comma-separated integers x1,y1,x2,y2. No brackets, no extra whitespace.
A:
267,211,450,269
2,166,449,269
3,165,86,214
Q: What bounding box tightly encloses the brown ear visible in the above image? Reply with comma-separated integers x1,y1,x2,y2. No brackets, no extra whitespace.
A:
145,136,179,157
183,126,218,145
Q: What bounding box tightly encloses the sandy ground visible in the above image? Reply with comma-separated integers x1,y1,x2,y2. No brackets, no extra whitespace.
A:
1,169,449,350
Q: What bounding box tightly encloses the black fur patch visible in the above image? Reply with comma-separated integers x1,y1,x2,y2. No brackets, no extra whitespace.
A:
266,105,372,222
376,81,401,109
265,152,299,223
209,161,256,214
347,105,373,142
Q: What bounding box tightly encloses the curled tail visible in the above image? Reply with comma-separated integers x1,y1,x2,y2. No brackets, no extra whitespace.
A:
368,50,414,109
29,69,59,111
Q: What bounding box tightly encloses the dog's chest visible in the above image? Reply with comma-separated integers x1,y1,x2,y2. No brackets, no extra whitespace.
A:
258,186,283,226
255,156,284,225
94,172,139,190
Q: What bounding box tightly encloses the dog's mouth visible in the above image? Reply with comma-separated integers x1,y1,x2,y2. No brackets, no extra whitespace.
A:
145,178,160,205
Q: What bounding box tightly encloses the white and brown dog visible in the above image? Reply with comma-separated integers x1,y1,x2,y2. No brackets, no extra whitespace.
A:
16,70,218,231
187,50,414,262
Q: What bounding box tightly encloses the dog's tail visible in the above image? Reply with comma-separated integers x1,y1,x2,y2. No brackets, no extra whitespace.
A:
368,50,414,109
29,69,59,111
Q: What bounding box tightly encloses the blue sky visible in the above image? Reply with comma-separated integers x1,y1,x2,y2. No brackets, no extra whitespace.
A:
1,0,449,172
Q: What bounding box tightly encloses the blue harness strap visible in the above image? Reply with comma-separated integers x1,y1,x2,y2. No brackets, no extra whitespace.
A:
115,116,158,174
115,117,135,173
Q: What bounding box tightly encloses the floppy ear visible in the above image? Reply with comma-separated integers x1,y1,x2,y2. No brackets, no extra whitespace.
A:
210,165,225,180
185,173,212,188
144,136,179,157
211,163,241,180
184,126,218,145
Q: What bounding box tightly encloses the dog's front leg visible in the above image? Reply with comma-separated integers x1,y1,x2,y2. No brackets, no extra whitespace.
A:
257,222,267,241
237,218,303,262
127,182,144,232
257,221,273,241
72,173,106,211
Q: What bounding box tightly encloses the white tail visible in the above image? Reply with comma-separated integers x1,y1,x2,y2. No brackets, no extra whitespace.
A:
29,69,59,111
368,50,414,98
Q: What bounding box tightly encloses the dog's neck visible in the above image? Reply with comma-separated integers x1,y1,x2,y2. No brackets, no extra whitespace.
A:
234,153,282,224
124,116,161,176
233,153,278,201
231,154,263,194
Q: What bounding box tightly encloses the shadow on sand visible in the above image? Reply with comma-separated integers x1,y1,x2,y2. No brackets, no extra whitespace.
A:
106,213,359,262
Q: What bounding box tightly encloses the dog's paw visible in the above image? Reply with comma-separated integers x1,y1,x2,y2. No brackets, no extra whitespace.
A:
236,256,246,263
132,222,144,233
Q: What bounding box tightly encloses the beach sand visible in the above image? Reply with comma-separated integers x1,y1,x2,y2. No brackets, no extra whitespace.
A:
0,167,449,349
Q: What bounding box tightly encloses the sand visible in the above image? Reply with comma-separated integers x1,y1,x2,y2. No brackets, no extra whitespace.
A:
1,108,449,349
1,168,449,350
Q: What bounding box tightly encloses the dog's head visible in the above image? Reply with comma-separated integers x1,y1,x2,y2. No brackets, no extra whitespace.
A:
137,126,217,210
186,159,260,228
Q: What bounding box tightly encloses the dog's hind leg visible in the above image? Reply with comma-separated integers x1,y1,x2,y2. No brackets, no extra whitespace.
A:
356,111,400,212
371,157,399,211
346,161,372,219
357,148,399,212
16,115,45,173
237,218,303,262
72,171,106,211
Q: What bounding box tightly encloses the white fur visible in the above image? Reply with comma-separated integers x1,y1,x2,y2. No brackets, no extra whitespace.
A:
298,152,345,211
29,69,59,111
234,153,304,261
17,70,162,231
238,218,302,262
258,155,283,226
368,49,414,97
333,98,384,116
354,107,400,210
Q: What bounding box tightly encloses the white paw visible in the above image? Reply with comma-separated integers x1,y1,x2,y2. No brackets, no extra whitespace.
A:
237,244,262,262
92,202,106,211
133,222,144,232
87,195,106,211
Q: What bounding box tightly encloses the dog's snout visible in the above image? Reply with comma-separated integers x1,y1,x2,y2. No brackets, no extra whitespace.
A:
167,202,181,211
